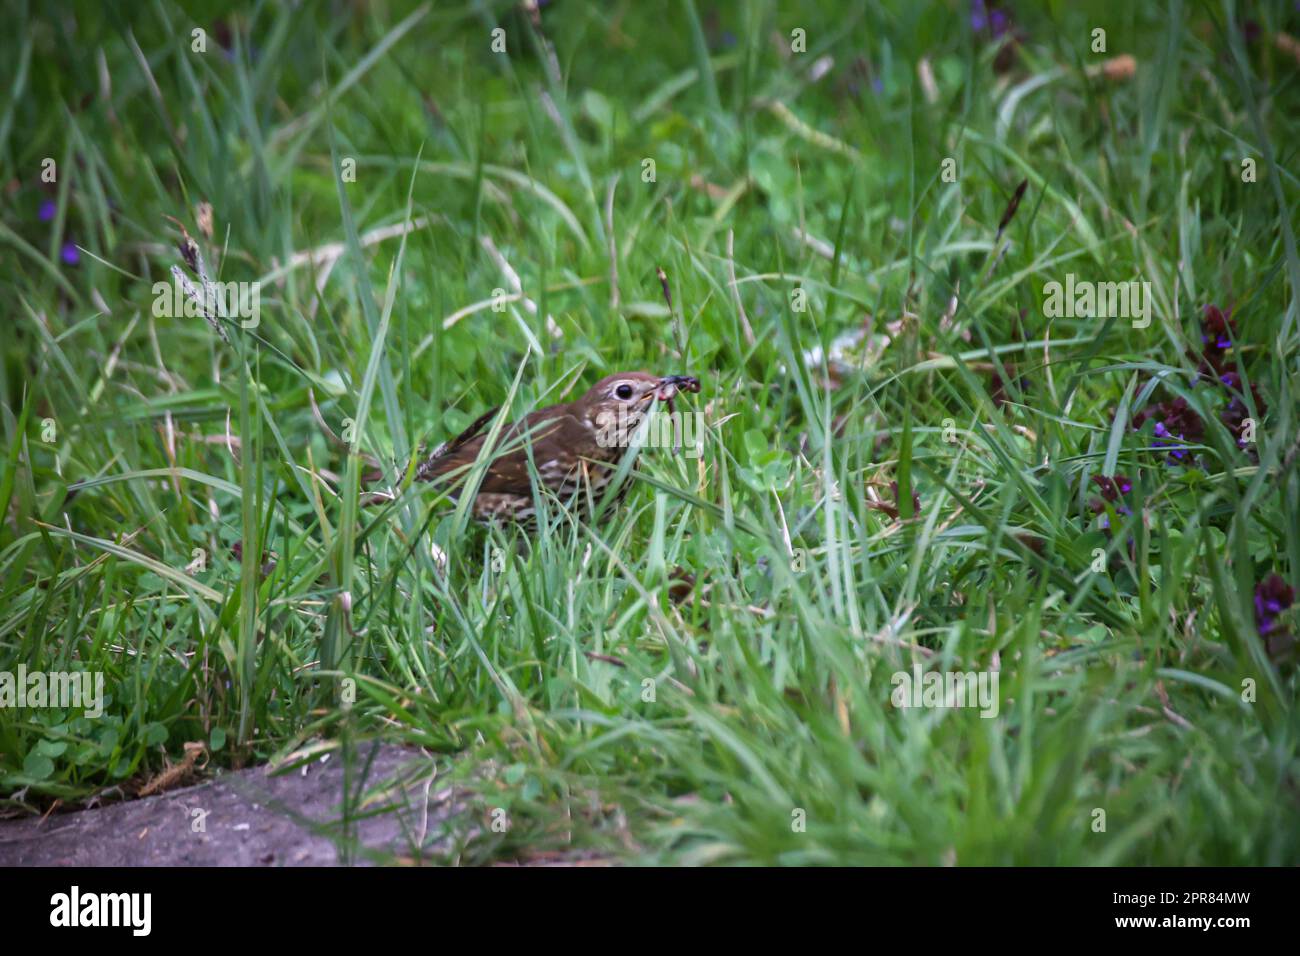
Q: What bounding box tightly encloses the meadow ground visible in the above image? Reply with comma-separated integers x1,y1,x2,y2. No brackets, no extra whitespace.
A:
1,0,1299,865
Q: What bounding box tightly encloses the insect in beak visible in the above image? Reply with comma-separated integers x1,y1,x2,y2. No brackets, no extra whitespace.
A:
652,375,700,414
653,375,700,399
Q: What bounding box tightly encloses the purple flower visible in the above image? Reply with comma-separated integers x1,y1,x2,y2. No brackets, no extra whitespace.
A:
1222,388,1264,450
1133,397,1204,464
39,198,56,222
1253,574,1293,635
1088,474,1133,529
61,242,80,266
1253,575,1295,661
971,0,1012,38
1186,304,1269,458
1090,474,1132,502
1198,304,1236,376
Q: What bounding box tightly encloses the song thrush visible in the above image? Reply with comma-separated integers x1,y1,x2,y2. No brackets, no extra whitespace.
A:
415,371,700,525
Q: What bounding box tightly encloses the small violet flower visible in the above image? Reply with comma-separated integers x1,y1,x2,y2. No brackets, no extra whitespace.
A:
970,0,1011,38
1133,397,1204,464
1254,573,1296,662
1198,303,1236,376
1088,473,1133,529
1254,573,1294,637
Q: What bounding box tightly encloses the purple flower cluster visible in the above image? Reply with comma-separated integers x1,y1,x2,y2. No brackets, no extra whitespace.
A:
1090,473,1132,501
1254,573,1295,661
1200,303,1235,363
969,0,1010,36
1221,388,1263,451
1196,305,1267,452
1087,473,1132,530
1133,396,1204,462
1131,304,1266,463
969,1,1024,73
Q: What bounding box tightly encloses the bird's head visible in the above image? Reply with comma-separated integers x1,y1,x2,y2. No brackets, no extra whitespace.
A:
580,371,700,448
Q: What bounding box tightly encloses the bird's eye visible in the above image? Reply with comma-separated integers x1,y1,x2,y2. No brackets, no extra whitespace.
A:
615,384,634,400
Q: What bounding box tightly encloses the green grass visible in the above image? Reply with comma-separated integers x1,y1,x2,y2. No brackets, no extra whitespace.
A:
2,0,1299,864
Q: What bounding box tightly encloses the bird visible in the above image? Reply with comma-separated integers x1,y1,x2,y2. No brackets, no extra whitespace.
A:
414,371,700,525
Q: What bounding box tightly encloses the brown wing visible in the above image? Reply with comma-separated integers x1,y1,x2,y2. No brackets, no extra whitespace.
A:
443,405,500,456
415,404,578,495
415,408,493,484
